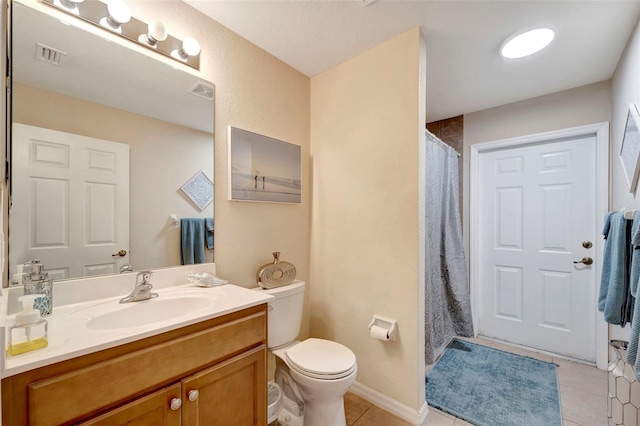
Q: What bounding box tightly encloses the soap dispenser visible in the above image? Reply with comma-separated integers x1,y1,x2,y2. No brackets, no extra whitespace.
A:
10,263,25,286
7,294,49,356
23,259,53,316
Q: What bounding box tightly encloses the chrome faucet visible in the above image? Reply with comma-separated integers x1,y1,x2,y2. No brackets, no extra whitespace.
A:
119,264,134,273
119,271,158,303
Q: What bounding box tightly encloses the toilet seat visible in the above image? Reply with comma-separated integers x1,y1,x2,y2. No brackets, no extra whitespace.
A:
285,338,357,380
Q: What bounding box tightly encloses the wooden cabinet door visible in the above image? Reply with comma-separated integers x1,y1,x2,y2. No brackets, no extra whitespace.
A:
78,383,181,426
182,345,267,426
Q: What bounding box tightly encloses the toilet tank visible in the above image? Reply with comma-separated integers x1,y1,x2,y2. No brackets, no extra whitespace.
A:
254,281,305,348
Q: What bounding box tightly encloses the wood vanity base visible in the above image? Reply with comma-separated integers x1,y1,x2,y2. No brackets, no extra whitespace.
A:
1,304,268,425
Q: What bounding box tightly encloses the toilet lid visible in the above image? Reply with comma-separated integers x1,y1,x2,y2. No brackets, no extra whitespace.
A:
285,338,356,378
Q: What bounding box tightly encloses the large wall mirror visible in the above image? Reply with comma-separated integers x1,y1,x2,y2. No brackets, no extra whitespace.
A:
8,0,215,283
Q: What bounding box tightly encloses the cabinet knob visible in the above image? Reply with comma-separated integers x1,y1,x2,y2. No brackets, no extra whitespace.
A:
170,398,182,411
188,389,199,401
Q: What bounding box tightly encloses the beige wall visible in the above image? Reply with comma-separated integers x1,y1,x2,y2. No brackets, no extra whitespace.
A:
463,81,611,145
612,18,640,212
126,1,311,336
12,83,213,272
310,27,425,411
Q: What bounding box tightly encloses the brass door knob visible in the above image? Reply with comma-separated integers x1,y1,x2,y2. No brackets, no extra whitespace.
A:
112,249,127,257
573,257,593,266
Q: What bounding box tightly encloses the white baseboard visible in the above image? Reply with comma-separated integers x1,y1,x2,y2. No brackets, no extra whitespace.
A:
349,381,429,426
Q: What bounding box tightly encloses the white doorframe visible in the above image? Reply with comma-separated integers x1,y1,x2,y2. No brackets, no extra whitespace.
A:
469,122,609,370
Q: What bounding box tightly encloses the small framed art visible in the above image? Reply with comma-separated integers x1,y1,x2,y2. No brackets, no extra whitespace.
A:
620,103,640,194
180,170,214,211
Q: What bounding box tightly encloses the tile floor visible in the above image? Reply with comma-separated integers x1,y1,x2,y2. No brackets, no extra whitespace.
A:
344,337,608,426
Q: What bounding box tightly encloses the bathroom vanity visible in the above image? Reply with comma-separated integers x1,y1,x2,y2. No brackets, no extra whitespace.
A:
0,267,272,425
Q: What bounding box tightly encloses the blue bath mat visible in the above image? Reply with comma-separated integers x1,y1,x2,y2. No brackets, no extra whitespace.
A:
426,339,562,426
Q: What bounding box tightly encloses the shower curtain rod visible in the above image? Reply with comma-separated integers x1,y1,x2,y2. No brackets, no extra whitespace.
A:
425,129,461,157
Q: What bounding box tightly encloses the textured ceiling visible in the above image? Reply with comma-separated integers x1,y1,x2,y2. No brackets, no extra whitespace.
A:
186,0,640,121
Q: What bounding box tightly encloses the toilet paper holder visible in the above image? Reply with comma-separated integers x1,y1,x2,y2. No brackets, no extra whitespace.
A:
368,314,397,341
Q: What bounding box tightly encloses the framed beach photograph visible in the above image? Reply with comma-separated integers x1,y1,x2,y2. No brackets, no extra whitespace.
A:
228,126,301,203
620,103,640,194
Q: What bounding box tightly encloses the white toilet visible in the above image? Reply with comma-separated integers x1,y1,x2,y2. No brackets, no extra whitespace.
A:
254,281,357,426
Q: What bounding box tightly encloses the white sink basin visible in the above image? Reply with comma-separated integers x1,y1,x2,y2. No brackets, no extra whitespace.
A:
86,296,213,330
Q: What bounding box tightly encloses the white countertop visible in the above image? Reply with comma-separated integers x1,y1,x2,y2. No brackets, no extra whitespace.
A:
2,282,273,378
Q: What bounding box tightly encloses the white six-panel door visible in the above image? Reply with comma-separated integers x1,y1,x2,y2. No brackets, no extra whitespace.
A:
477,135,597,361
10,124,130,280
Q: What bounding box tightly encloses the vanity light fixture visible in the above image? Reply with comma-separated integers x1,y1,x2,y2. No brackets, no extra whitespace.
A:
52,0,83,16
99,0,131,34
500,28,555,59
138,20,167,48
42,0,200,69
172,37,201,62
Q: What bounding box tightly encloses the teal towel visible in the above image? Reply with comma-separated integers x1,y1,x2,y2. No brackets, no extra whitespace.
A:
205,218,214,250
630,212,640,297
180,218,206,265
629,286,640,380
599,211,635,326
627,212,640,378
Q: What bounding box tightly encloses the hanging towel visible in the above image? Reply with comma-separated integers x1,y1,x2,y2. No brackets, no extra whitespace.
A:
599,211,635,326
628,212,640,379
205,218,214,250
180,218,206,265
630,212,640,298
629,288,640,380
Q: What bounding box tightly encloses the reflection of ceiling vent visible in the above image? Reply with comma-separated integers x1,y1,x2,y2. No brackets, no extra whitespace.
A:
189,82,214,101
36,43,67,66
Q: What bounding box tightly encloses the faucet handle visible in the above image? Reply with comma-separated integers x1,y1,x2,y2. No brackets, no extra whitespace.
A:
136,270,154,285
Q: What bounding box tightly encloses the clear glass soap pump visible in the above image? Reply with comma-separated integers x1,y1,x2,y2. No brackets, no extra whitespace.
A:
7,294,49,356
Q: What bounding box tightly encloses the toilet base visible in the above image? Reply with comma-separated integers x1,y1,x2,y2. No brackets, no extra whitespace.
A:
276,396,304,426
302,398,346,426
274,393,348,426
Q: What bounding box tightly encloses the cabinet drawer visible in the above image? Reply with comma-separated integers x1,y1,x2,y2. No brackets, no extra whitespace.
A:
27,311,266,426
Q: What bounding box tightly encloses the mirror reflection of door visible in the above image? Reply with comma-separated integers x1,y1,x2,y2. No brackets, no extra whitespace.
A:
9,2,215,282
10,124,130,280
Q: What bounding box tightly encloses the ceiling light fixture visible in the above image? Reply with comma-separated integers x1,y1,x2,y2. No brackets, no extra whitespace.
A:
42,0,201,69
138,20,168,48
500,28,555,59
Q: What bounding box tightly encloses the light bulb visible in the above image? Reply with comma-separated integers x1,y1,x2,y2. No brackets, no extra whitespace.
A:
99,0,131,33
138,20,167,48
108,0,131,25
53,0,84,15
182,37,201,57
171,37,200,61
